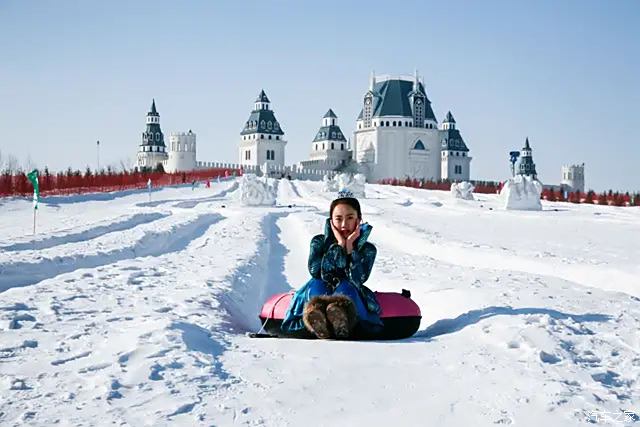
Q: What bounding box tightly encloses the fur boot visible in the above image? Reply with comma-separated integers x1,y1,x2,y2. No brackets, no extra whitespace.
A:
303,296,332,339
325,295,357,339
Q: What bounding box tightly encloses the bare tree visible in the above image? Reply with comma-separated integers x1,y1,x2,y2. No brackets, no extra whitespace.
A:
5,154,19,174
119,156,133,172
24,154,37,172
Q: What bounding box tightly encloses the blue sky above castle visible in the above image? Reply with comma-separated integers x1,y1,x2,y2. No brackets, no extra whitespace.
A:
0,0,638,191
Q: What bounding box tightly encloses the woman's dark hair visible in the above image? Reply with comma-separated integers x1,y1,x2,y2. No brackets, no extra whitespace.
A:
330,197,362,219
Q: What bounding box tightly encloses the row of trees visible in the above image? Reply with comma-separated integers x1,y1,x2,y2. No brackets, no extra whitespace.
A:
0,166,240,197
378,177,640,207
541,189,640,206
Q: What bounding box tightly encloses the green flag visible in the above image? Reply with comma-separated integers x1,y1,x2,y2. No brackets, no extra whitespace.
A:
27,169,39,210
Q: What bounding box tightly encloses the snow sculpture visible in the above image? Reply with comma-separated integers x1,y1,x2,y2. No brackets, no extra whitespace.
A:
239,174,277,206
323,173,366,198
499,175,543,210
450,181,475,200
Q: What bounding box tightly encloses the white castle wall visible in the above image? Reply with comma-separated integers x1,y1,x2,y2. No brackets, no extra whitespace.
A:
194,161,338,182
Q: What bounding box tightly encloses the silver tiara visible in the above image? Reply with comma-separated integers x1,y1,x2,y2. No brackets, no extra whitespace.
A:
337,188,354,198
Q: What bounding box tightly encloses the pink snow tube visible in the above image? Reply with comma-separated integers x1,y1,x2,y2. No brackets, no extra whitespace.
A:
259,289,421,340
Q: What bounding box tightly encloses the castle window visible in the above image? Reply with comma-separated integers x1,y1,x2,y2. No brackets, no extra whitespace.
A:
456,152,459,156
399,121,402,127
358,124,362,129
386,121,390,126
331,143,334,150
274,122,279,129
261,134,264,139
380,122,384,127
269,135,272,140
413,140,425,150
331,132,336,139
267,121,272,129
155,133,160,141
462,153,466,157
338,133,342,138
276,136,280,140
341,144,344,150
315,144,318,151
332,119,335,125
322,143,325,150
393,121,396,126
260,120,265,128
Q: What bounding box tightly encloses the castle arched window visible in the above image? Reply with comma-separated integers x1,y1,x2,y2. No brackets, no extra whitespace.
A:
269,135,272,140
276,136,280,140
413,140,425,150
274,122,279,129
386,121,390,126
260,134,264,139
338,133,342,138
260,120,265,128
155,133,160,141
398,121,402,127
267,121,272,129
380,122,384,127
358,124,362,129
463,152,466,157
331,132,336,139
315,144,318,151
456,152,459,156
393,121,396,126
322,143,325,150
331,143,334,150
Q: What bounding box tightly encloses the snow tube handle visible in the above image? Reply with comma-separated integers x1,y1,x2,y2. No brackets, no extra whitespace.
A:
401,289,411,298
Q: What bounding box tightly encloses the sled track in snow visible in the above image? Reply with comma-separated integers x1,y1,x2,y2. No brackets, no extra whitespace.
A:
0,213,224,293
173,181,240,209
215,212,293,333
0,212,169,252
135,180,237,208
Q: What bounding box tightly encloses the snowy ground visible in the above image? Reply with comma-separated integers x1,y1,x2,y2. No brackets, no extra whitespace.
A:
0,178,639,426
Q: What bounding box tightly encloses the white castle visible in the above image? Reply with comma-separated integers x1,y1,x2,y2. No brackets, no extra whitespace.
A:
353,72,471,182
135,72,475,182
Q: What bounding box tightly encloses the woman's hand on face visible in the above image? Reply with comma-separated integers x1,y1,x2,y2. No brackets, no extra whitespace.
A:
330,220,346,247
345,220,361,254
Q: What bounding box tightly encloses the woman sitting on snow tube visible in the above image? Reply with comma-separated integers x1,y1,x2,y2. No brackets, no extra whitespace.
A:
281,189,384,339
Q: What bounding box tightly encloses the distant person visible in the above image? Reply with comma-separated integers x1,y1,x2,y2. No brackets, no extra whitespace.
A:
281,190,382,339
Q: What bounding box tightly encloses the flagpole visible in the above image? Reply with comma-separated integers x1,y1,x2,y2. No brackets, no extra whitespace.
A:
33,207,36,236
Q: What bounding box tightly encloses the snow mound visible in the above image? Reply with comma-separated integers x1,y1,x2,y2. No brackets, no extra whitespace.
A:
238,174,276,206
323,173,366,198
499,175,542,210
450,181,475,200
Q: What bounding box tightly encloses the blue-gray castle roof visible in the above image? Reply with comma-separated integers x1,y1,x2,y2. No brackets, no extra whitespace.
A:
241,109,284,135
323,109,337,119
358,79,437,120
439,128,468,152
255,90,270,103
313,125,346,142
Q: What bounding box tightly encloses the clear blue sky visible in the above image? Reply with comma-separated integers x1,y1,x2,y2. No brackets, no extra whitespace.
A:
1,0,638,192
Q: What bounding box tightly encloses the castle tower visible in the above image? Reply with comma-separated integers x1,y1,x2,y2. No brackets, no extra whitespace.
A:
561,163,585,192
239,90,287,168
136,99,168,170
439,111,471,180
518,137,537,179
299,109,351,171
165,130,197,173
